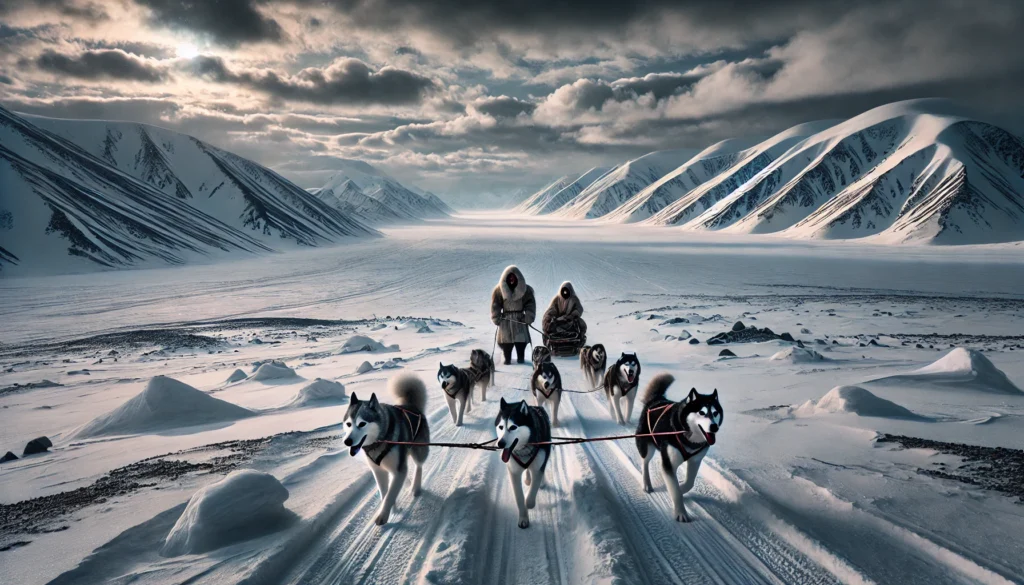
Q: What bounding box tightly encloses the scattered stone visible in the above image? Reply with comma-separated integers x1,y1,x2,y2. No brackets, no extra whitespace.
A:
1,451,18,463
780,332,795,342
416,326,433,334
815,339,827,346
718,349,737,357
659,317,690,325
731,321,746,331
916,343,925,349
23,436,53,456
688,338,700,345
677,330,692,340
800,328,812,334
707,325,794,345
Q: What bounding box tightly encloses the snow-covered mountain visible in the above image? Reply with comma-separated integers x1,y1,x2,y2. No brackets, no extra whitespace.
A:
555,150,696,219
316,179,409,224
316,159,449,222
640,120,840,227
516,175,578,214
0,107,377,275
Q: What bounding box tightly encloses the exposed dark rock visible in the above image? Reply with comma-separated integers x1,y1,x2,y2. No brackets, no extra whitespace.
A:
23,437,52,456
1,452,18,463
718,349,737,357
707,325,794,345
688,338,700,345
815,339,827,345
659,317,690,325
731,321,746,331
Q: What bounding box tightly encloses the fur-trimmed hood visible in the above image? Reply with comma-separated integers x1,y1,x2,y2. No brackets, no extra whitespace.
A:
549,281,581,315
498,265,528,302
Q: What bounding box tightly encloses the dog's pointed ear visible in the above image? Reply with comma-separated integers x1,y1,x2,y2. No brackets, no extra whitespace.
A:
500,397,508,410
518,401,529,415
368,393,379,408
712,388,719,398
350,392,359,404
439,361,443,368
687,388,699,402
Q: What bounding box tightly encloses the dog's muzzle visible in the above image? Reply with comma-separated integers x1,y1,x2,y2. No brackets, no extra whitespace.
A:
500,438,519,463
699,425,717,446
347,435,367,456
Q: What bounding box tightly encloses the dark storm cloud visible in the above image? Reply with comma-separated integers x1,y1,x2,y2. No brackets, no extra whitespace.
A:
473,95,534,118
0,0,109,21
189,56,435,104
0,74,13,84
33,49,167,82
135,0,284,46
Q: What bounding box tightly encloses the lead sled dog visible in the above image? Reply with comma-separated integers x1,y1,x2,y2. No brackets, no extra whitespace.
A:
495,398,552,529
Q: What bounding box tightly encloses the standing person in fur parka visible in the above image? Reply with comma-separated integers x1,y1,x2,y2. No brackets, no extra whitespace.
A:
542,281,587,340
491,265,537,365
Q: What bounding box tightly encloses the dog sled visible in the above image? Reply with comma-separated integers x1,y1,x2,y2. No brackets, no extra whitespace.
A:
543,319,586,357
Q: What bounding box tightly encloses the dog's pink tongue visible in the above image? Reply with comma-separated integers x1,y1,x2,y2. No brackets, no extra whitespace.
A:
501,448,512,463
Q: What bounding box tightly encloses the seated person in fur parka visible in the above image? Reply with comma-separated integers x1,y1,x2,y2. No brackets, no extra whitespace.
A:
542,281,587,339
491,265,538,365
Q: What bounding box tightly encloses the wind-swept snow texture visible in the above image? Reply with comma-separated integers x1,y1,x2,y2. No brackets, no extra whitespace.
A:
74,375,254,438
795,385,923,419
872,347,1023,394
288,379,346,407
162,470,293,556
0,107,378,275
557,150,696,219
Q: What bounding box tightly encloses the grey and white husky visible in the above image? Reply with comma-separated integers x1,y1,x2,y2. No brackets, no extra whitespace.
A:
531,360,563,426
495,398,552,529
342,374,430,526
469,349,496,401
603,352,641,424
635,373,723,522
437,362,474,426
579,343,607,388
531,345,552,369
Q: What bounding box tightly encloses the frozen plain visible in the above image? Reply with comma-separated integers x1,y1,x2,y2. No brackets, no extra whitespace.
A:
1,213,1023,585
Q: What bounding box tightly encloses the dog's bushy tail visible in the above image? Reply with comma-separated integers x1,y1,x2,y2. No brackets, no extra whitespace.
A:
390,373,427,413
641,373,674,404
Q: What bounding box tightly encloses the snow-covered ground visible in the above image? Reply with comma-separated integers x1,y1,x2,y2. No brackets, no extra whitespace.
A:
2,213,1023,585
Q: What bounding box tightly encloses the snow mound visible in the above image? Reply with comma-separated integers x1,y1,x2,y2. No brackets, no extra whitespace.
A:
75,376,254,438
355,361,374,374
225,369,247,383
162,470,293,556
251,360,297,381
795,385,922,419
395,319,428,330
339,335,398,354
875,348,1021,394
289,379,346,407
771,347,826,363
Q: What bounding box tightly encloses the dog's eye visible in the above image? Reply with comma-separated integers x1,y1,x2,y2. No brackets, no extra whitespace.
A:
508,425,518,431
346,421,352,427
358,422,366,428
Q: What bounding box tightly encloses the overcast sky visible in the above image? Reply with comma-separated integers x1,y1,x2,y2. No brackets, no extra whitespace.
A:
2,0,1023,198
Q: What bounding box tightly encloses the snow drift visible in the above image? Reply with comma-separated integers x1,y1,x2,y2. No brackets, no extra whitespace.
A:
771,347,826,363
288,379,346,407
251,360,298,381
225,369,248,384
162,470,294,556
795,385,923,419
871,347,1022,394
75,376,254,438
339,335,398,354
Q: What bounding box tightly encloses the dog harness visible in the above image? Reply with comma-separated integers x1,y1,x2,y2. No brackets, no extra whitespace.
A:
442,370,472,399
509,443,542,468
535,377,558,399
645,402,707,461
364,406,425,466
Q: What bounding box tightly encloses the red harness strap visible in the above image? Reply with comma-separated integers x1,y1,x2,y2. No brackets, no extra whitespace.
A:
511,446,541,468
535,383,557,399
393,406,423,439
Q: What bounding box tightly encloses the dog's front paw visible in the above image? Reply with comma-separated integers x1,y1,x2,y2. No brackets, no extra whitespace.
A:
674,510,691,523
375,510,391,526
518,515,530,529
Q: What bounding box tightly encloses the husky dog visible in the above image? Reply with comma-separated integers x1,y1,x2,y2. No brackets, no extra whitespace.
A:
437,362,474,426
635,374,722,522
579,344,607,388
468,349,496,401
495,398,552,529
531,360,563,426
531,345,552,369
604,352,641,424
342,374,430,525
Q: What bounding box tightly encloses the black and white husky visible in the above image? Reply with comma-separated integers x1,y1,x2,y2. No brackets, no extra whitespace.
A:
437,362,474,426
531,345,552,369
530,360,563,426
495,398,552,529
469,349,496,401
603,352,641,424
579,343,607,388
635,374,723,522
342,374,430,526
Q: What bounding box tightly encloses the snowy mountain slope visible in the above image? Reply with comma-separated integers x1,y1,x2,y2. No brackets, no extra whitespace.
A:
424,192,455,215
529,167,612,215
25,115,378,249
641,121,839,227
315,178,410,225
556,150,696,219
0,107,278,274
515,174,578,214
603,139,759,224
318,160,449,220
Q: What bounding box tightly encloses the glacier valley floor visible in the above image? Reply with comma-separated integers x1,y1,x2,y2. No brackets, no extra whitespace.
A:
2,213,1023,585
